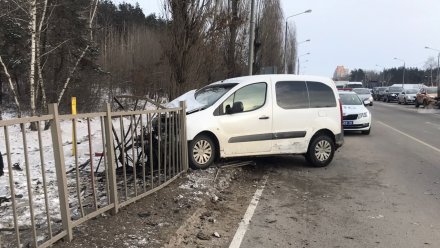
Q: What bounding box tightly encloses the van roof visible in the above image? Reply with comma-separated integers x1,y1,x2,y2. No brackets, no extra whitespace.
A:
212,74,334,86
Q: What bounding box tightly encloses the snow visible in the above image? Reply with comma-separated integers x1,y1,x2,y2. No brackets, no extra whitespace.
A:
0,118,108,230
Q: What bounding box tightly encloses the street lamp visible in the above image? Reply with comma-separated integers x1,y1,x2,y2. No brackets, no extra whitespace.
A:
284,9,312,73
298,39,311,45
393,57,405,87
425,46,440,91
375,64,385,86
297,52,310,74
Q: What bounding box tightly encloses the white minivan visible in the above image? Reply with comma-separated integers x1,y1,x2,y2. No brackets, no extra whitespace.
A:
171,74,344,169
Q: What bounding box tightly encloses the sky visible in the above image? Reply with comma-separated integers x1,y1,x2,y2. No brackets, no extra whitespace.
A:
118,0,440,77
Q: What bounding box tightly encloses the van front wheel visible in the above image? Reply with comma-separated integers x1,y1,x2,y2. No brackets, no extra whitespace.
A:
189,134,216,170
306,135,335,167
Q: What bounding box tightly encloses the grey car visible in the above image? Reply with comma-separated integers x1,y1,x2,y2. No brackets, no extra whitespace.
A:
397,88,418,104
352,88,373,106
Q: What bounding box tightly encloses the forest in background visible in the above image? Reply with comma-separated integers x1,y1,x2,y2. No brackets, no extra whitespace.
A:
0,0,295,119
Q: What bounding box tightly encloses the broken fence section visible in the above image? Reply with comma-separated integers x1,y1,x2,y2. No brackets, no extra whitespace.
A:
0,101,188,248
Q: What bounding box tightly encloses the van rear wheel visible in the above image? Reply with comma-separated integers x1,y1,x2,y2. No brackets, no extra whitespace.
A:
306,135,335,167
189,134,216,170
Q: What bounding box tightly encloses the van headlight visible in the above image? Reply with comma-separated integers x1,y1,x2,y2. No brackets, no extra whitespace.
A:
357,112,368,119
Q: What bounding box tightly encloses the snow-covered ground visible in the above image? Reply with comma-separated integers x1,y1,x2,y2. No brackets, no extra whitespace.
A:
0,108,177,245
0,117,108,229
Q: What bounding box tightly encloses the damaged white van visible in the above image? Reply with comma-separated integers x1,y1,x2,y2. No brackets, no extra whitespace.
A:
170,74,344,169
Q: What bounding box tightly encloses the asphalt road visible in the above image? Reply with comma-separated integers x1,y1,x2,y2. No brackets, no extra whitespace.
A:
238,102,440,248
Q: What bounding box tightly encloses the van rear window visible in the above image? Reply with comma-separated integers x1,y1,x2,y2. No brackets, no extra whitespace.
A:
275,81,336,109
307,81,337,108
275,81,309,109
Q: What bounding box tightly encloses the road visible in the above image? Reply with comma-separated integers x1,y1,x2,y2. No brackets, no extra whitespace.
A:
236,102,440,248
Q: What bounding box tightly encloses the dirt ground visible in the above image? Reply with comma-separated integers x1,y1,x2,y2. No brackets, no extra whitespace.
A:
52,162,265,248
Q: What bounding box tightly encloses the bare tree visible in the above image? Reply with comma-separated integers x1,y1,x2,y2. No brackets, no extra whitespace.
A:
0,55,22,117
254,0,284,74
163,0,217,98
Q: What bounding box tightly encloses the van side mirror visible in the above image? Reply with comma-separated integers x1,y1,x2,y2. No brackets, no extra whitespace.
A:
231,101,244,113
363,100,371,106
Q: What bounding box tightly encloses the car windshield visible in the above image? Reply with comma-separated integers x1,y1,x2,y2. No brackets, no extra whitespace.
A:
406,89,418,94
340,94,362,105
389,87,403,92
194,83,237,108
426,87,437,94
353,88,370,94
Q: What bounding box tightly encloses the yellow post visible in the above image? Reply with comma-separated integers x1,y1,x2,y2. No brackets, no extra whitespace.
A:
72,97,77,156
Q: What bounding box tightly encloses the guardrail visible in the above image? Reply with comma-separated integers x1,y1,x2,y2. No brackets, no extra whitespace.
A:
0,102,188,248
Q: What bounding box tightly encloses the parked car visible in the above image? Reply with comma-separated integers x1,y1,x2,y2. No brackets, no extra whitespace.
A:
352,88,374,106
397,88,418,105
169,75,344,169
383,86,404,102
415,87,438,108
339,91,372,135
373,87,388,101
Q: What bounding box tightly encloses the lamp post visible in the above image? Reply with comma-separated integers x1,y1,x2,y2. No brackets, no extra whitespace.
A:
298,59,309,75
375,64,385,86
298,39,311,45
297,52,310,74
284,9,312,74
393,57,405,87
425,46,440,92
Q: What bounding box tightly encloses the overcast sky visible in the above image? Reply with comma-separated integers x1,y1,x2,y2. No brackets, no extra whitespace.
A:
119,0,440,77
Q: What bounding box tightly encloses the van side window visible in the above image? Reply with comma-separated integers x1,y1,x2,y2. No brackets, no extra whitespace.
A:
220,82,267,115
306,81,337,108
276,81,309,109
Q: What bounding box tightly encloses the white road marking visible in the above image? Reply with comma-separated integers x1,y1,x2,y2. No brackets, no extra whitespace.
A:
426,121,440,129
377,121,440,154
229,175,269,248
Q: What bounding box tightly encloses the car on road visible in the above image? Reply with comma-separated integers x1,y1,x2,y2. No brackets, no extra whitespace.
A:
397,88,418,105
383,86,404,102
352,88,374,106
415,86,438,108
373,87,388,101
339,91,371,135
170,75,344,169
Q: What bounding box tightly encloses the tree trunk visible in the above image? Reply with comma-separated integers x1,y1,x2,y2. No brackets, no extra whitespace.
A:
0,55,22,118
227,0,239,77
29,0,38,130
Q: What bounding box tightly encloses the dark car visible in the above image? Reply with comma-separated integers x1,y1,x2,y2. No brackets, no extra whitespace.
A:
383,86,404,102
374,87,388,101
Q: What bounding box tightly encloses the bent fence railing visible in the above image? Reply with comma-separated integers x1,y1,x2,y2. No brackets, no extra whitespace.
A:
0,102,188,248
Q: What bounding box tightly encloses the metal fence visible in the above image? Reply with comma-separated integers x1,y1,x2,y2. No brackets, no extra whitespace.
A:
0,102,188,248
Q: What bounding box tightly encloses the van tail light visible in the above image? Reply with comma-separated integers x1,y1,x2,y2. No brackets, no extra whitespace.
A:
339,98,343,126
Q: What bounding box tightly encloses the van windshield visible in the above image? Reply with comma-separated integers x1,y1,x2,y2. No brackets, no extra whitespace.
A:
194,83,238,108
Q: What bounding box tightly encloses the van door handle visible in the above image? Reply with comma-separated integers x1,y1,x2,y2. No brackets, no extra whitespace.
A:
259,116,269,120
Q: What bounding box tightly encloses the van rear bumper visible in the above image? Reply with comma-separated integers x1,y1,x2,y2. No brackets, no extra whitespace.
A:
335,132,344,149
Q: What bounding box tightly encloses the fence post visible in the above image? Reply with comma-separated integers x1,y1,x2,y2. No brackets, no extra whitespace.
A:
104,103,119,214
179,101,189,172
48,103,73,241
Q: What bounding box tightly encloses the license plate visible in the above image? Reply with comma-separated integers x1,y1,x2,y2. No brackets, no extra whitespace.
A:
343,121,353,125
